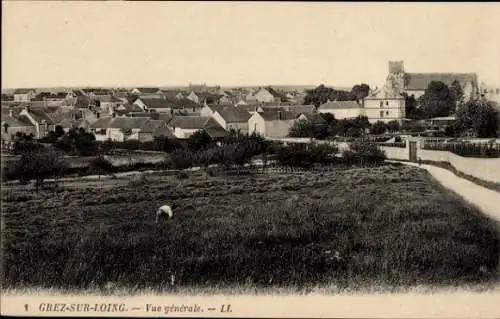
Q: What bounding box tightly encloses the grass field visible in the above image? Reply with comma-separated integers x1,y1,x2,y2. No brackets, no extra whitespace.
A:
1,165,499,294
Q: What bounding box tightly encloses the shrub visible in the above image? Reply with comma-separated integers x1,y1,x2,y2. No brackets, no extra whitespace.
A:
275,143,338,169
89,156,115,176
343,140,386,165
8,148,68,188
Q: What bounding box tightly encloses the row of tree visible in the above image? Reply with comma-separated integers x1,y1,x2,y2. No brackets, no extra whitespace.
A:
304,84,371,107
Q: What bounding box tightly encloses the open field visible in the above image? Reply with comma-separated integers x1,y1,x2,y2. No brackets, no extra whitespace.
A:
1,165,499,294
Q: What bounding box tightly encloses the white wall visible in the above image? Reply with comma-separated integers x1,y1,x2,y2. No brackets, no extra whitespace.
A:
380,146,409,160
449,153,500,184
265,120,295,138
364,98,405,123
174,127,198,139
318,108,362,119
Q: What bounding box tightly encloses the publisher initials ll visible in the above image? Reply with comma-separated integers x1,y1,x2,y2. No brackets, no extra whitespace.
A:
221,304,232,313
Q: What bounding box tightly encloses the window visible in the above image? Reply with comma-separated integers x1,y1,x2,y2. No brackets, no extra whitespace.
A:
386,101,389,106
386,111,389,115
379,101,383,108
380,111,384,118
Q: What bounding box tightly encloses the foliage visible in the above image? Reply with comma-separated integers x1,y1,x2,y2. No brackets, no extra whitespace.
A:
288,119,314,138
187,130,213,151
449,80,464,110
342,140,387,165
454,99,499,138
12,133,42,154
371,121,388,135
89,156,115,175
331,116,370,137
304,84,363,107
402,93,422,120
349,83,371,102
40,125,65,144
386,120,401,133
275,143,338,168
8,148,68,187
55,128,98,156
418,81,456,119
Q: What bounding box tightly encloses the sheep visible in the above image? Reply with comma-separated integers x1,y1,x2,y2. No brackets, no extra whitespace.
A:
155,204,174,223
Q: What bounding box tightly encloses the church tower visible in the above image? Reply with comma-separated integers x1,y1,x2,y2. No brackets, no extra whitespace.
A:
385,60,406,96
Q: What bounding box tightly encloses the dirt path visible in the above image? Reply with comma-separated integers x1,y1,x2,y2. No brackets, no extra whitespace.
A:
393,161,500,221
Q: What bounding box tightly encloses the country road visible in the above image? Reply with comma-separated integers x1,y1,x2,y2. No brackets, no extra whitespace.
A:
391,161,500,221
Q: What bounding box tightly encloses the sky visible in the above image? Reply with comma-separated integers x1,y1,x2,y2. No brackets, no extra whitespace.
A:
2,2,500,89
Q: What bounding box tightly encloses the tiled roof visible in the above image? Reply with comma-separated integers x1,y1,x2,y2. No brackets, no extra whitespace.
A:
169,116,211,129
14,89,36,94
157,113,174,124
90,117,114,129
75,95,91,108
215,107,251,123
153,126,175,138
26,107,56,125
108,117,151,130
1,114,33,127
258,111,298,121
139,98,176,109
134,87,160,94
139,119,166,133
236,104,263,112
319,101,361,109
404,73,478,91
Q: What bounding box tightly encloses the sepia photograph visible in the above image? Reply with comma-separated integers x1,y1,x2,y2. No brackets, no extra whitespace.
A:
1,1,500,317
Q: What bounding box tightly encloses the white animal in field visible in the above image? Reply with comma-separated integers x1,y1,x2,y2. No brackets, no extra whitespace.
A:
155,204,174,223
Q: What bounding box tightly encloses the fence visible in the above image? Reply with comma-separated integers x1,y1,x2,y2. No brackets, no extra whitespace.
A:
422,142,500,158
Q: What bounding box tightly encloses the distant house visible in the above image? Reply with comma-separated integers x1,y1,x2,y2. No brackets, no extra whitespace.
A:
131,87,162,95
104,117,152,142
250,87,284,104
200,104,229,118
89,117,114,141
13,89,37,102
1,108,36,140
130,87,164,99
137,119,173,142
236,104,265,114
212,107,251,134
363,95,406,124
167,116,225,139
186,91,200,104
133,98,175,113
14,106,57,138
248,110,297,138
317,100,363,119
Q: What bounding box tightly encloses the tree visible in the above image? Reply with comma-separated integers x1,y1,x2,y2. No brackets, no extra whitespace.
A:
320,113,336,126
371,121,388,135
350,84,370,102
11,148,68,189
449,80,464,111
402,93,422,119
386,120,401,133
419,81,456,118
454,99,499,138
187,130,212,151
288,119,314,138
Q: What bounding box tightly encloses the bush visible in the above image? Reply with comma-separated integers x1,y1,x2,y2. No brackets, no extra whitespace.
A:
8,149,68,188
343,140,386,165
275,143,339,169
89,156,115,175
